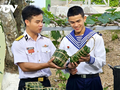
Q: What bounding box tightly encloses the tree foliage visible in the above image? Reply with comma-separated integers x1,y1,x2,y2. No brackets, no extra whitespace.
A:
43,7,120,27
42,8,69,27
85,8,120,26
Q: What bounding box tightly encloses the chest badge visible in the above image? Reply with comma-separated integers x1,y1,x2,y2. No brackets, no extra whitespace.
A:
27,47,34,54
43,44,48,47
67,46,70,49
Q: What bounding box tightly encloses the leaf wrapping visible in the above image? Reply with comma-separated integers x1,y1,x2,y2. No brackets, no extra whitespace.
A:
52,49,69,67
70,45,90,63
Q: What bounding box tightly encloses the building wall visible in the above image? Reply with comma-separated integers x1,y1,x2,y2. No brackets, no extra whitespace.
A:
51,0,82,6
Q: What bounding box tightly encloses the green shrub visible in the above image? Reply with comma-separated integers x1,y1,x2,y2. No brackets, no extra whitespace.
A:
56,70,70,90
103,86,109,90
109,0,119,7
89,0,119,7
112,34,118,40
105,48,110,53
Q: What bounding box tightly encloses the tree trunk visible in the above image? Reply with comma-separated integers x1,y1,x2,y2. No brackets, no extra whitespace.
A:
11,0,27,35
0,10,18,73
0,0,27,73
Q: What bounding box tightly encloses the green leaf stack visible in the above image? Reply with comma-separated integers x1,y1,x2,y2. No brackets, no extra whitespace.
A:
25,82,44,90
25,82,58,90
70,45,90,63
52,46,90,67
52,49,69,67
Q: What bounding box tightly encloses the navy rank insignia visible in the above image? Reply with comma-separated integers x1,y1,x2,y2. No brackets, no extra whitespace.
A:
15,35,24,41
25,34,28,41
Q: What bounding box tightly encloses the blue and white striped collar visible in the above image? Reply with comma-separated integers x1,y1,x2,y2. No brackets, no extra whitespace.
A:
66,28,96,50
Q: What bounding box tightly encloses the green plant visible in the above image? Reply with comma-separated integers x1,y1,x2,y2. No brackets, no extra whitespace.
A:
91,0,119,7
103,86,109,90
112,33,118,40
109,0,119,7
105,48,110,53
42,6,120,28
42,8,66,48
42,8,68,27
91,0,104,4
56,70,70,90
86,8,120,26
105,8,116,14
51,31,61,48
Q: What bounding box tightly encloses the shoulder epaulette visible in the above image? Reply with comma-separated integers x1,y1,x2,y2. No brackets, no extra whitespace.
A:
97,32,102,36
15,35,24,41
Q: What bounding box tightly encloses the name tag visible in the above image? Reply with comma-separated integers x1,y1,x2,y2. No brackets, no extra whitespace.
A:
27,47,34,53
38,77,44,82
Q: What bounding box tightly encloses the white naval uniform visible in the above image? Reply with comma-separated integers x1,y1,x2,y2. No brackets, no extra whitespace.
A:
59,30,106,74
11,31,56,79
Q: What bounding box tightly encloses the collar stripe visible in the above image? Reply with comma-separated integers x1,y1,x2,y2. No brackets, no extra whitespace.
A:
66,28,96,50
67,34,80,49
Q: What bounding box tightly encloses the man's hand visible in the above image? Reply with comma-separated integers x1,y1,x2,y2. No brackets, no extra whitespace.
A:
47,57,61,69
68,62,79,69
47,57,66,69
69,68,78,75
79,54,90,62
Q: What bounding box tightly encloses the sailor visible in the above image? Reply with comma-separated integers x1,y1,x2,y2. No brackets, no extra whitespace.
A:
11,5,60,90
59,6,106,90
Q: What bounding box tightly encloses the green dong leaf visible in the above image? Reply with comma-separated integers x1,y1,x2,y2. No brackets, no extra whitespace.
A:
64,73,70,79
105,8,117,13
51,31,61,40
52,41,60,47
56,70,62,75
86,16,95,25
114,12,120,19
42,8,54,19
98,15,109,24
58,83,63,88
43,14,51,24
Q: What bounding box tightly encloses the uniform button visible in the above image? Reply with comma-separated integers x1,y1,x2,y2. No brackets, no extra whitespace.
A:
37,51,39,52
46,51,48,53
39,60,40,61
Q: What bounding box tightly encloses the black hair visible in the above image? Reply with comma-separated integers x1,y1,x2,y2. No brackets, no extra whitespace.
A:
67,6,84,18
22,5,44,23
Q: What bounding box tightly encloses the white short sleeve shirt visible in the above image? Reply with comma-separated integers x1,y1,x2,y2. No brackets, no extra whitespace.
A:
11,31,56,79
